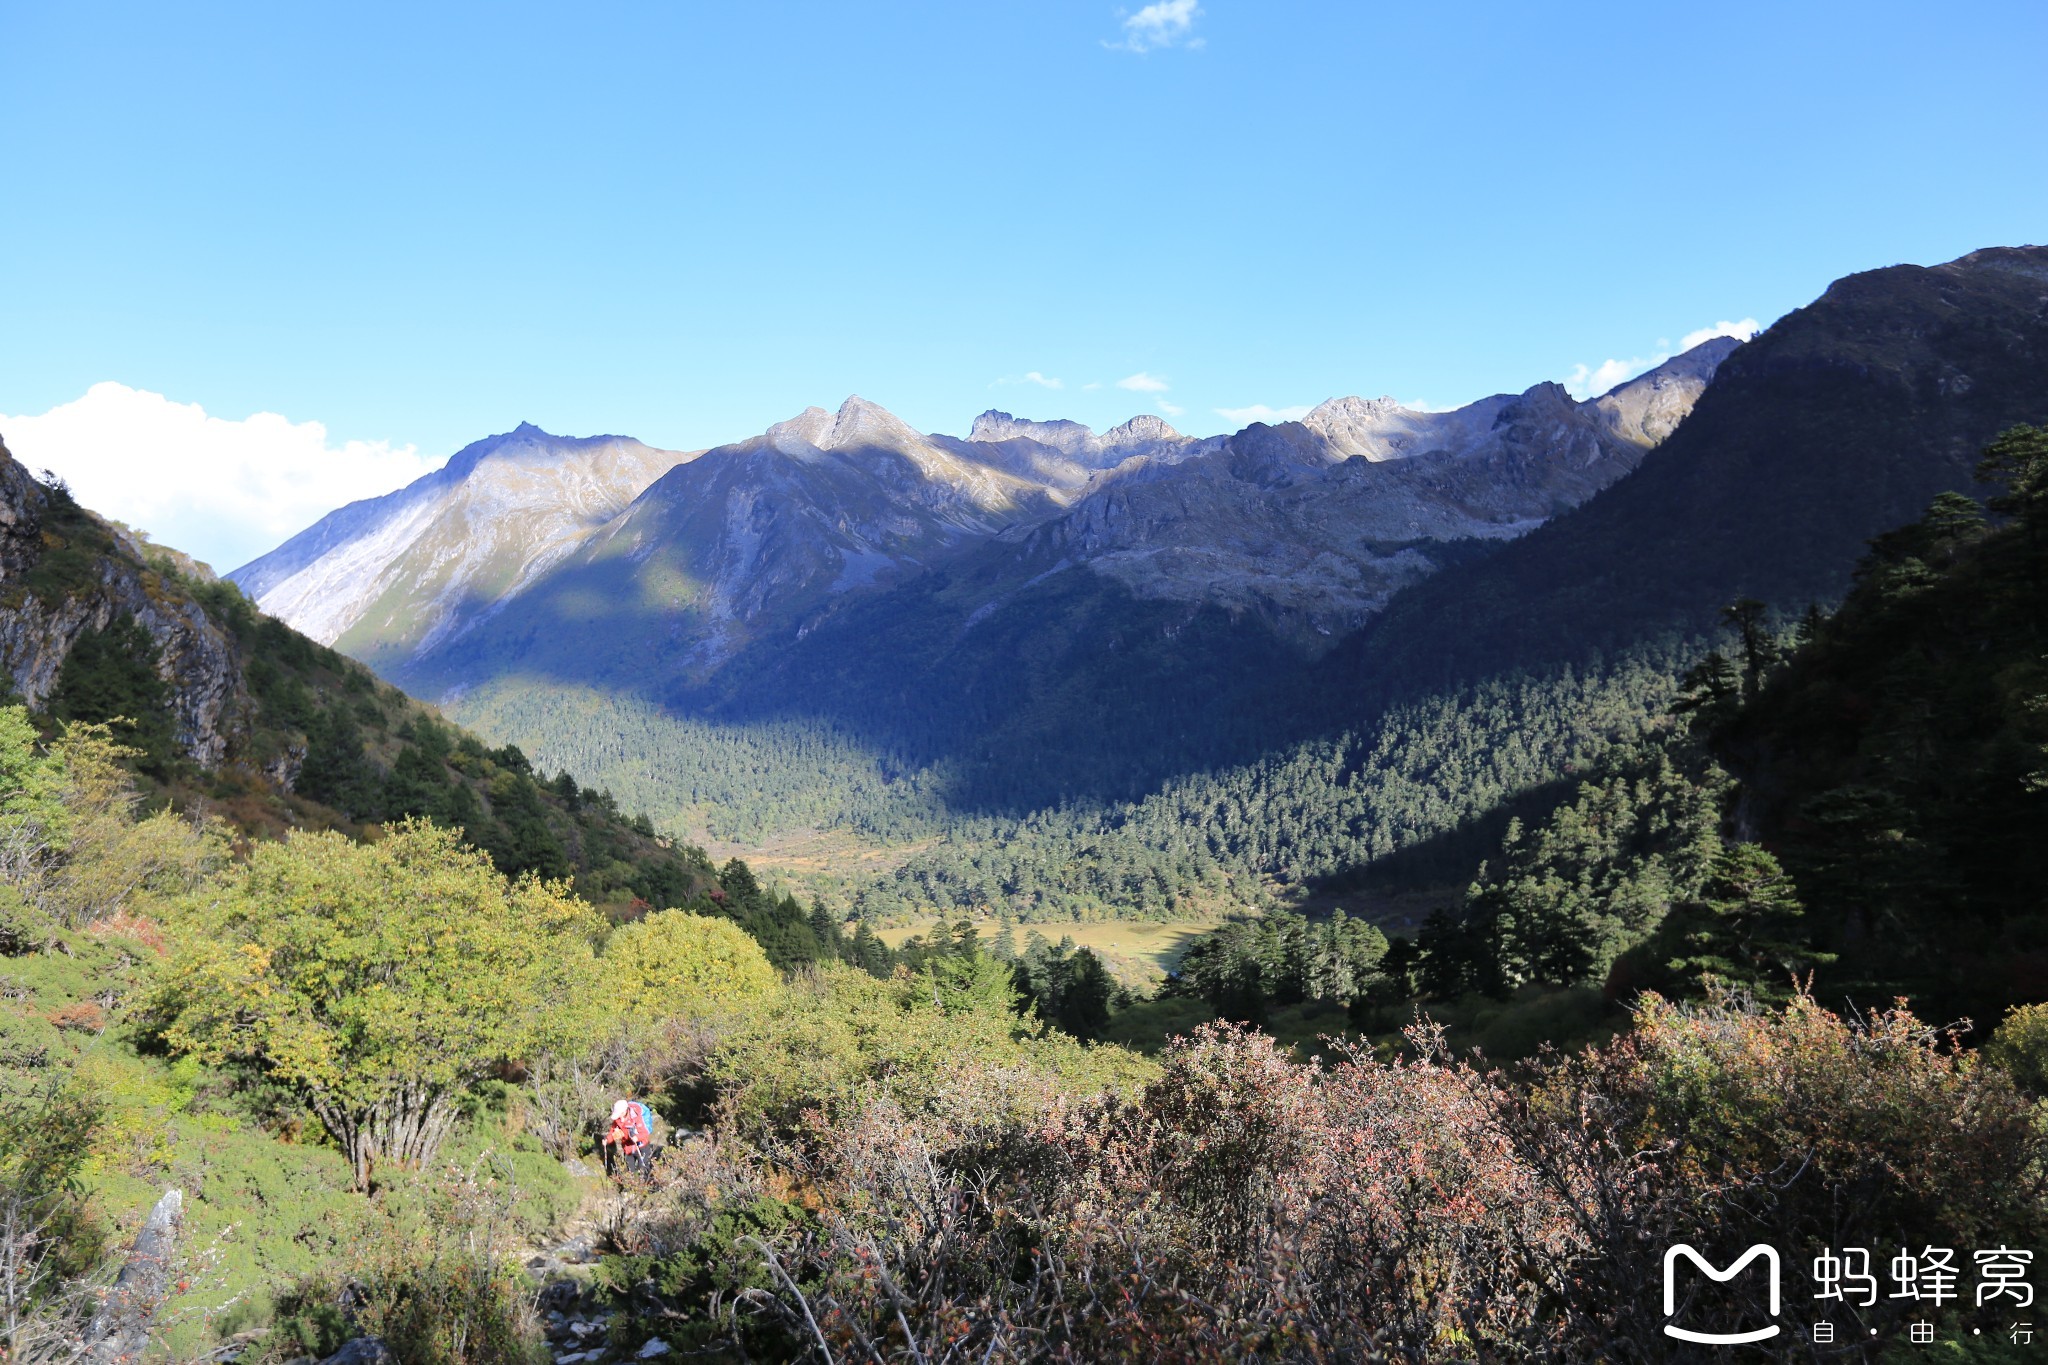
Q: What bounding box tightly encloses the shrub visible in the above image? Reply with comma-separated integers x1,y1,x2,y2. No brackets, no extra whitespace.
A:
733,989,2048,1361
262,1157,548,1365
707,963,1152,1135
0,1084,109,1360
47,1000,102,1033
601,910,777,1021
1983,1001,2048,1095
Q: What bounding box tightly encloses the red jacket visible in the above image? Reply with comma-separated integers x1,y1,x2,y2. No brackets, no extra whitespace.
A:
605,1102,651,1153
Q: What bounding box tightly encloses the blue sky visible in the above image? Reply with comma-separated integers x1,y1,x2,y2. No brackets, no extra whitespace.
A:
2,0,2045,568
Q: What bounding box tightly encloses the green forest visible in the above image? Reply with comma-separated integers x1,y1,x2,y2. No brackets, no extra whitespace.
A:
455,645,1700,923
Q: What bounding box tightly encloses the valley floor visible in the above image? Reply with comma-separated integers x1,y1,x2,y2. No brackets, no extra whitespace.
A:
874,914,1227,984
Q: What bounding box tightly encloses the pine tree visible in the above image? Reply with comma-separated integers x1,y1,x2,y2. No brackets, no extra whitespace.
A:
49,614,175,776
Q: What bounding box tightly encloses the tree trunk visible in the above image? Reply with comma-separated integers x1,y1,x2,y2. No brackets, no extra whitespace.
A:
312,1084,467,1191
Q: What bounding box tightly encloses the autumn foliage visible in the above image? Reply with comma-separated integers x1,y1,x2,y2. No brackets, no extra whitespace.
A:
692,990,2048,1362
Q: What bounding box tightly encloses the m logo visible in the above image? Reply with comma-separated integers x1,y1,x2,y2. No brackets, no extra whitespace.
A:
1663,1244,1782,1344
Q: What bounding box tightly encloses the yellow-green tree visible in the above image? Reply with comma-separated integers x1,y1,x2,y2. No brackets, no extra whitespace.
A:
0,707,64,880
600,909,777,1020
154,820,602,1189
38,720,227,927
1985,1002,2048,1096
0,708,225,951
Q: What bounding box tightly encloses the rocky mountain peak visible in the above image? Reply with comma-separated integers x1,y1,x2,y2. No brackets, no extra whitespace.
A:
1617,336,1741,391
1304,395,1408,428
766,399,927,455
1102,414,1184,447
766,406,836,454
968,410,1098,455
828,395,925,450
1591,338,1743,448
442,422,585,481
1299,395,1437,462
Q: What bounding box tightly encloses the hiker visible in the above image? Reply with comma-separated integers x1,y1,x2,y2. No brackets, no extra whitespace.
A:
603,1098,654,1179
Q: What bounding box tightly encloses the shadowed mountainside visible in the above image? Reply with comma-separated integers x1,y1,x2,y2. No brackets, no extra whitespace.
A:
1348,245,2048,692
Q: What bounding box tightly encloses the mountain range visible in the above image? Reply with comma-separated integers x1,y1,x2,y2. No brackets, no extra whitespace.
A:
209,244,2048,908
234,338,1735,692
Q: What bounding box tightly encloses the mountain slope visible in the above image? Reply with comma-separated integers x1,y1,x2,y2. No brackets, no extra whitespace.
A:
232,423,694,674
0,454,248,768
1005,346,1736,643
1352,245,2048,691
664,245,2048,907
384,396,1086,691
1708,438,2048,1023
379,360,1730,845
0,435,714,912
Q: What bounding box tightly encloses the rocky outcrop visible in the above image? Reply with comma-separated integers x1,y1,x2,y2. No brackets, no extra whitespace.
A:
82,1188,183,1365
1592,335,1742,446
968,410,1100,457
0,441,249,767
999,342,1741,650
966,409,1209,469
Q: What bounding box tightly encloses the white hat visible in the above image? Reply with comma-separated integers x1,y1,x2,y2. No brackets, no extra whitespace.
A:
610,1100,630,1120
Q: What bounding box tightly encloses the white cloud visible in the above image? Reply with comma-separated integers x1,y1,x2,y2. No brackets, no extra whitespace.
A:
1563,355,1663,400
1215,403,1313,424
995,370,1064,390
1563,315,1764,400
1680,317,1761,350
0,382,442,572
1156,398,1185,417
1081,381,1103,392
1107,0,1203,53
1116,371,1171,393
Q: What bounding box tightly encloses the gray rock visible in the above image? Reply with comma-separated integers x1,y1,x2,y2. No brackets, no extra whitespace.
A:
552,1234,596,1264
319,1340,394,1365
561,1156,595,1178
637,1340,672,1358
0,447,250,768
82,1188,183,1365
